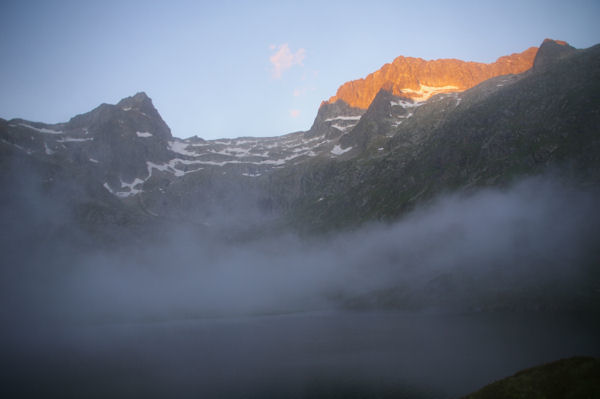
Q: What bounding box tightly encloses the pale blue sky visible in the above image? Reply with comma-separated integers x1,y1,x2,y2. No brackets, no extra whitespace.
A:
1,0,599,139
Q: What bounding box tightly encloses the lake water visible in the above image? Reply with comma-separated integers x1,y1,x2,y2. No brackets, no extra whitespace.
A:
3,309,599,398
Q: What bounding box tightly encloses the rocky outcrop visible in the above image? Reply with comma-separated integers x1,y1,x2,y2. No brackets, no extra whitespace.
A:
533,38,577,70
305,99,364,139
324,45,540,109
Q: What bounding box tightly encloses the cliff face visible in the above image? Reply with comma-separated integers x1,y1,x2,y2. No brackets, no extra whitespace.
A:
325,46,540,108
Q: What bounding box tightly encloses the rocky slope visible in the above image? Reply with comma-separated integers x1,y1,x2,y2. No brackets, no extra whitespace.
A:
268,39,598,231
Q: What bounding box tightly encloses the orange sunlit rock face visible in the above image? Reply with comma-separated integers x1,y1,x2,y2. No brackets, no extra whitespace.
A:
325,46,540,109
545,38,568,46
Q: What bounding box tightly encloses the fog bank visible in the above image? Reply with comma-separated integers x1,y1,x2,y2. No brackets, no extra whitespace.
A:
2,172,599,325
1,171,599,398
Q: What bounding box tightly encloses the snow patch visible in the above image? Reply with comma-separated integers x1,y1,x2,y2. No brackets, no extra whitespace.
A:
89,158,99,163
146,161,170,174
120,178,144,188
235,139,258,145
147,159,205,178
44,143,54,155
103,183,114,194
292,146,314,153
390,99,422,108
331,145,352,155
398,84,460,102
136,131,153,138
209,147,252,157
331,124,351,131
117,178,145,197
324,115,362,122
189,151,310,167
168,140,196,156
57,137,93,143
19,123,63,134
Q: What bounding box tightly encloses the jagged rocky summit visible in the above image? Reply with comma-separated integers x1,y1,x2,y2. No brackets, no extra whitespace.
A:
306,39,569,140
324,45,539,109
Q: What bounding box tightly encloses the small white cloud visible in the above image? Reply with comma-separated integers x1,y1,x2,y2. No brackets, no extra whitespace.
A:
290,109,301,118
269,43,305,79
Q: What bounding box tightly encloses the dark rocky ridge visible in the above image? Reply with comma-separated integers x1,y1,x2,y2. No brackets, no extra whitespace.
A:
533,38,577,70
306,99,364,139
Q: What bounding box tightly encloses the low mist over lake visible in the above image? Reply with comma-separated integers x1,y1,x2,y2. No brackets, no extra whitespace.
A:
2,172,599,398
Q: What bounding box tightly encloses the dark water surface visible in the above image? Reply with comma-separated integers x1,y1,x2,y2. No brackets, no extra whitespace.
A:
3,310,599,398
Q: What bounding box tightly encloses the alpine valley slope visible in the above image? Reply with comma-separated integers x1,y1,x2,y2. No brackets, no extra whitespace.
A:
0,39,599,236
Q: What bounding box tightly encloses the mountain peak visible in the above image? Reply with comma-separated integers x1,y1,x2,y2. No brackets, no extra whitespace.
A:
534,39,576,69
542,38,569,46
64,91,172,142
117,91,153,109
323,45,539,109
